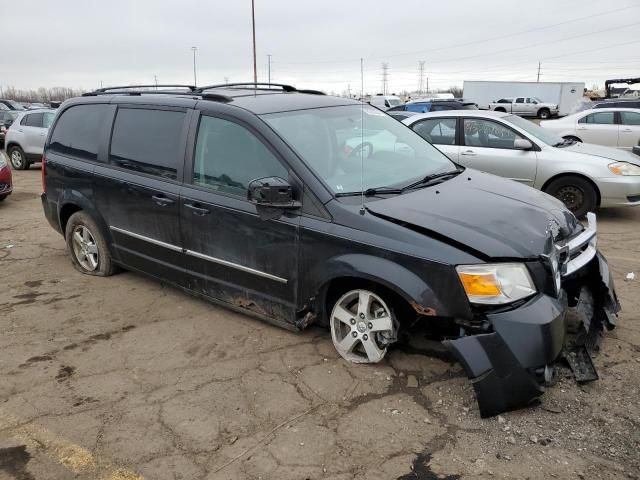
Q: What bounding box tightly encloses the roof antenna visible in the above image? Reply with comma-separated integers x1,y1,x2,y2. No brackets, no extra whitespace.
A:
359,57,366,216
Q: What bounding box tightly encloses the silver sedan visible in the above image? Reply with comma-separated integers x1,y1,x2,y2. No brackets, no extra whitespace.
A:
403,110,640,217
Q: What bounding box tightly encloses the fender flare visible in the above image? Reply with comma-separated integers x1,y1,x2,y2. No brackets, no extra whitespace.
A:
314,253,449,321
58,189,111,242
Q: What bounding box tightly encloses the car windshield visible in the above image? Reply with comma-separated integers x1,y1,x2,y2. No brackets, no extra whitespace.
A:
505,114,564,146
387,99,402,106
263,104,455,195
532,97,543,103
7,100,25,110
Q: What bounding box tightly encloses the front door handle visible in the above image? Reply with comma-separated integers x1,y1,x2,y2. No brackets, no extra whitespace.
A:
151,194,174,206
185,203,210,216
577,126,587,130
461,150,476,156
622,128,633,132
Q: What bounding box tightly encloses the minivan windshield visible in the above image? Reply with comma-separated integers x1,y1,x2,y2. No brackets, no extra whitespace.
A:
505,114,564,146
263,105,455,195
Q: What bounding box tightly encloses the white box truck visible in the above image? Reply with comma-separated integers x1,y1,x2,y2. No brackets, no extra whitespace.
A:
463,81,585,116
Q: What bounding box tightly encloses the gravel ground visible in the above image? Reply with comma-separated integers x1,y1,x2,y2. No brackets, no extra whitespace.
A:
1,161,639,480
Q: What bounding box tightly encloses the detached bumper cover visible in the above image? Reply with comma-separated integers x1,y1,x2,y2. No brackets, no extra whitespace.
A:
445,249,619,417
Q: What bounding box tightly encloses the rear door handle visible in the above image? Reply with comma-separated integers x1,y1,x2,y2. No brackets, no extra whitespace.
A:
152,194,174,206
461,150,476,156
185,203,210,216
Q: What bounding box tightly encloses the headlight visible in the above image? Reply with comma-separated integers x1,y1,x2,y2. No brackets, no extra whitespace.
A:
456,263,536,305
608,162,640,176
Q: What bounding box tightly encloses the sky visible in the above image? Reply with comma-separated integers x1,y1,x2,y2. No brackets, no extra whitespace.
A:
2,0,639,95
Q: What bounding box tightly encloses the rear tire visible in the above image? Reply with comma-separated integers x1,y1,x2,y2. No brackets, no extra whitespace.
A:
494,107,506,113
8,146,28,170
538,108,551,119
545,176,597,218
65,211,116,276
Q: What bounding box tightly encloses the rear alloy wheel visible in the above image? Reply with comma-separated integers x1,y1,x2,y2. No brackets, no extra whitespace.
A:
538,108,551,119
8,146,28,170
330,289,397,363
545,176,597,218
65,211,116,276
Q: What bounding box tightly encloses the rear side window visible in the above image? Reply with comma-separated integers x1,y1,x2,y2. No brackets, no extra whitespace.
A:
49,104,109,161
193,115,287,196
412,118,457,145
24,113,44,127
620,111,640,126
109,108,185,180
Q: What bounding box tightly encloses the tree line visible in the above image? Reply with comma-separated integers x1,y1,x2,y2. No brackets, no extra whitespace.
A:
0,86,86,103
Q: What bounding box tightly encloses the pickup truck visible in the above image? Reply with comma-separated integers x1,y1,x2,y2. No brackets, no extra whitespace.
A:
488,97,558,119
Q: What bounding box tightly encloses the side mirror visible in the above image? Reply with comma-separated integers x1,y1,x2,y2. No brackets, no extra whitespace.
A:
514,138,534,150
247,176,301,209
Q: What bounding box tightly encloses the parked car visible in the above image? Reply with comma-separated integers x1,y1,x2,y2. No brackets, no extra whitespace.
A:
388,99,477,114
4,109,56,170
593,99,640,110
489,97,559,119
540,108,640,150
403,110,640,217
0,99,26,110
634,138,640,157
0,152,12,201
369,94,403,111
0,111,20,147
41,83,619,417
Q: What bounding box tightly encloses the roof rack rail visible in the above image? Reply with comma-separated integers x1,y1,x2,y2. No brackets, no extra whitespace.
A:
81,88,232,103
195,82,298,93
91,84,196,93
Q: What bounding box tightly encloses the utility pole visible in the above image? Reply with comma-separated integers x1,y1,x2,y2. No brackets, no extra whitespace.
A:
426,77,429,94
537,61,541,82
251,0,257,84
381,62,389,95
418,61,425,96
154,75,158,89
224,76,230,84
347,84,351,98
191,46,198,87
267,54,272,84
360,58,364,100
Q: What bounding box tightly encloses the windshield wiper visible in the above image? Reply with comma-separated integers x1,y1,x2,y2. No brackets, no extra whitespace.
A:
335,187,404,197
401,167,463,192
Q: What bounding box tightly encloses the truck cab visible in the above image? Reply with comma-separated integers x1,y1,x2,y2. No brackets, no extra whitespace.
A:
490,97,558,119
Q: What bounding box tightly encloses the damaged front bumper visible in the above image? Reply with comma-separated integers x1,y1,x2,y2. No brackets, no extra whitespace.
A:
445,214,620,417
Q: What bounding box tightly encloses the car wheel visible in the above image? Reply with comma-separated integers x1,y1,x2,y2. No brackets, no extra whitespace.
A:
494,107,506,113
65,211,116,276
0,195,6,202
538,108,551,119
8,146,28,170
330,288,397,364
545,176,597,218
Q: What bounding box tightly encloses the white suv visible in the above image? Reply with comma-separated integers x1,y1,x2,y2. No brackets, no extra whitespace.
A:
5,109,56,170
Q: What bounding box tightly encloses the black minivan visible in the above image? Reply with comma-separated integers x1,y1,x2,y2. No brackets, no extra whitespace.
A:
41,83,619,416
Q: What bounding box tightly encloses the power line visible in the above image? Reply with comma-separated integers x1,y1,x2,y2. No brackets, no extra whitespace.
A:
274,3,640,65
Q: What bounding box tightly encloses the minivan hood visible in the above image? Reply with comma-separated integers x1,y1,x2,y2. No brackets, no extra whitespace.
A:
366,170,579,259
563,142,640,165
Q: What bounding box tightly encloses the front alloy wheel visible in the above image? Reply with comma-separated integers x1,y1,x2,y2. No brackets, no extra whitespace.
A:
71,225,99,272
330,289,396,363
9,147,26,170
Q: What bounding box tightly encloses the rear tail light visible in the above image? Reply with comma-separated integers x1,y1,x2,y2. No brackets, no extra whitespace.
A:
41,155,46,193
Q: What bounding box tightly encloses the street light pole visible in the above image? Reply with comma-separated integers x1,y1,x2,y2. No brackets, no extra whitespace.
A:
251,0,257,84
191,46,198,87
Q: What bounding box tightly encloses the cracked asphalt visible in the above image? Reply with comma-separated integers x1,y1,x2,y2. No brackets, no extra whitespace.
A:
1,162,639,479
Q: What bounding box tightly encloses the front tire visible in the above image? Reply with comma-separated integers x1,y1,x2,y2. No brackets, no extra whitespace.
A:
65,211,116,276
329,288,397,364
8,146,28,170
538,108,551,119
545,176,597,218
